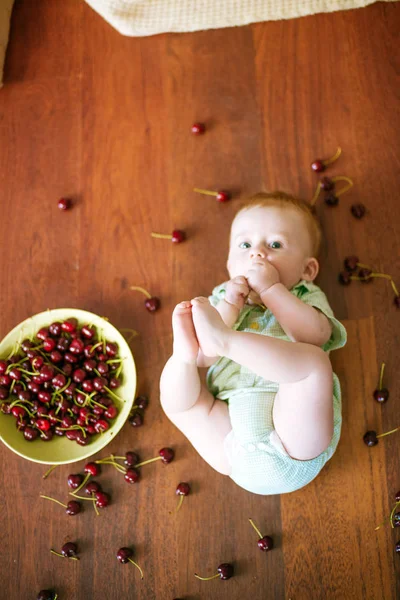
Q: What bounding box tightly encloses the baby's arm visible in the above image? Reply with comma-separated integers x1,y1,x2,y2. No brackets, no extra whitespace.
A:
261,283,332,346
197,277,249,367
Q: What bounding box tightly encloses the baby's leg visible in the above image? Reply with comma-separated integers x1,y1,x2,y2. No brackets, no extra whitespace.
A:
191,297,333,461
160,301,232,475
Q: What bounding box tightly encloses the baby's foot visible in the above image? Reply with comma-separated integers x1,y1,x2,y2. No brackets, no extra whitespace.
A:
172,301,199,364
191,297,229,358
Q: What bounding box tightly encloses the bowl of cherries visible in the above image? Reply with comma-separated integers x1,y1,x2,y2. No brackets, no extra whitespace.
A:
0,308,136,465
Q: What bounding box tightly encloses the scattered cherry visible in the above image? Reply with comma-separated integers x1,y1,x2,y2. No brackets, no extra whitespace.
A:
40,494,81,515
116,547,144,578
95,491,110,508
124,468,140,484
58,197,71,211
85,462,101,476
351,203,366,219
131,286,160,312
135,395,148,410
363,425,400,446
249,518,274,551
396,542,400,553
68,474,84,490
325,194,339,206
51,542,79,560
344,256,359,272
124,451,140,467
37,591,57,600
174,482,190,512
320,177,335,191
129,413,143,427
193,187,231,202
191,122,205,135
195,563,234,581
373,362,389,403
311,147,341,172
151,230,186,244
136,447,174,468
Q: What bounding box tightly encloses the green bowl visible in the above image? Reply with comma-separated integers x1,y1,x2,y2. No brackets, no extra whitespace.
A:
0,308,136,465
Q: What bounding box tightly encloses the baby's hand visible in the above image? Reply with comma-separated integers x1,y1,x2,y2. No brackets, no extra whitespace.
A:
224,276,250,310
246,262,280,297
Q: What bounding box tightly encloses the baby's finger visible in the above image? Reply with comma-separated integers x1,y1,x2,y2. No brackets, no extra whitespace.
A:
233,275,247,284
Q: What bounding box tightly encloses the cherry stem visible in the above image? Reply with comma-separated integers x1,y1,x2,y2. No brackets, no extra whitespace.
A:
96,459,126,474
175,495,184,512
90,341,103,353
42,465,58,479
40,495,67,508
323,146,342,166
194,572,220,581
104,386,123,403
128,558,144,579
248,518,263,539
69,492,95,502
50,549,79,561
390,500,400,528
310,182,321,207
193,187,218,197
130,286,152,299
74,473,91,494
151,232,172,240
135,456,161,468
331,176,353,197
390,279,399,296
378,362,385,390
376,426,400,439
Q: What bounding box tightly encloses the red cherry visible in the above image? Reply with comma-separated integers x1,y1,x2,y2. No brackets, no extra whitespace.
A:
61,318,78,333
145,297,160,312
85,462,101,476
43,337,56,352
216,190,230,203
58,197,71,210
171,230,186,244
351,204,366,219
191,122,205,135
36,418,51,431
311,160,325,172
159,447,174,464
124,468,140,484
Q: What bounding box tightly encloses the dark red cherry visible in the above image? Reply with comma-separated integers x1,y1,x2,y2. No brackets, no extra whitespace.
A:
144,297,160,312
61,542,78,558
129,413,143,427
373,388,389,403
258,536,274,551
85,462,101,476
66,500,81,515
324,194,339,206
37,590,57,600
124,468,140,484
363,431,378,446
124,451,140,467
68,474,84,489
116,547,133,564
159,447,174,464
344,256,359,272
351,204,366,219
217,563,234,580
339,272,352,285
320,177,334,191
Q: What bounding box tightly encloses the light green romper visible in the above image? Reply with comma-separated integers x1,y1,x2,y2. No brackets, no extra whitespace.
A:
207,280,347,496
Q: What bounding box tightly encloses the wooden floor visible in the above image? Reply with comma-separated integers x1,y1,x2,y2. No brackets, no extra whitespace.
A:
0,1,399,598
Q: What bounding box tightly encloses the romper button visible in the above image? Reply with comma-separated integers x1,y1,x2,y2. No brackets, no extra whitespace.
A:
247,443,256,451
250,322,259,330
257,442,268,450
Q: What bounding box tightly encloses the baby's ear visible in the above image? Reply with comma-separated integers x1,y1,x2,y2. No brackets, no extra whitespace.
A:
302,257,319,281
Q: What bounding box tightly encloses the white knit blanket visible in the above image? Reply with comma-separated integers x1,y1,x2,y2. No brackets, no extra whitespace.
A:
84,0,397,36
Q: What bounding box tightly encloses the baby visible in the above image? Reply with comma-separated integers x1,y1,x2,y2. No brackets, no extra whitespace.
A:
160,191,347,495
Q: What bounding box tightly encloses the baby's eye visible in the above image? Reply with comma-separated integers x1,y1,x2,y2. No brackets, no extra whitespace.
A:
239,242,251,249
269,241,282,249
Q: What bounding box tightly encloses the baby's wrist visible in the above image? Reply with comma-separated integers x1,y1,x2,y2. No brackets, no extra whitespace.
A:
223,294,244,312
259,282,284,302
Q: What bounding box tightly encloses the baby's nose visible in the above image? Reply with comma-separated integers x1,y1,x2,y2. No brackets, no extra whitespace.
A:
250,246,266,258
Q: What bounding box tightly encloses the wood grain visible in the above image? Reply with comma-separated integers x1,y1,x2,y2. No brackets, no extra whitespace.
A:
0,1,399,598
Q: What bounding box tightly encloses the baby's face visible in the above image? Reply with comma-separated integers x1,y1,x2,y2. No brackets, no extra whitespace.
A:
227,205,318,291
